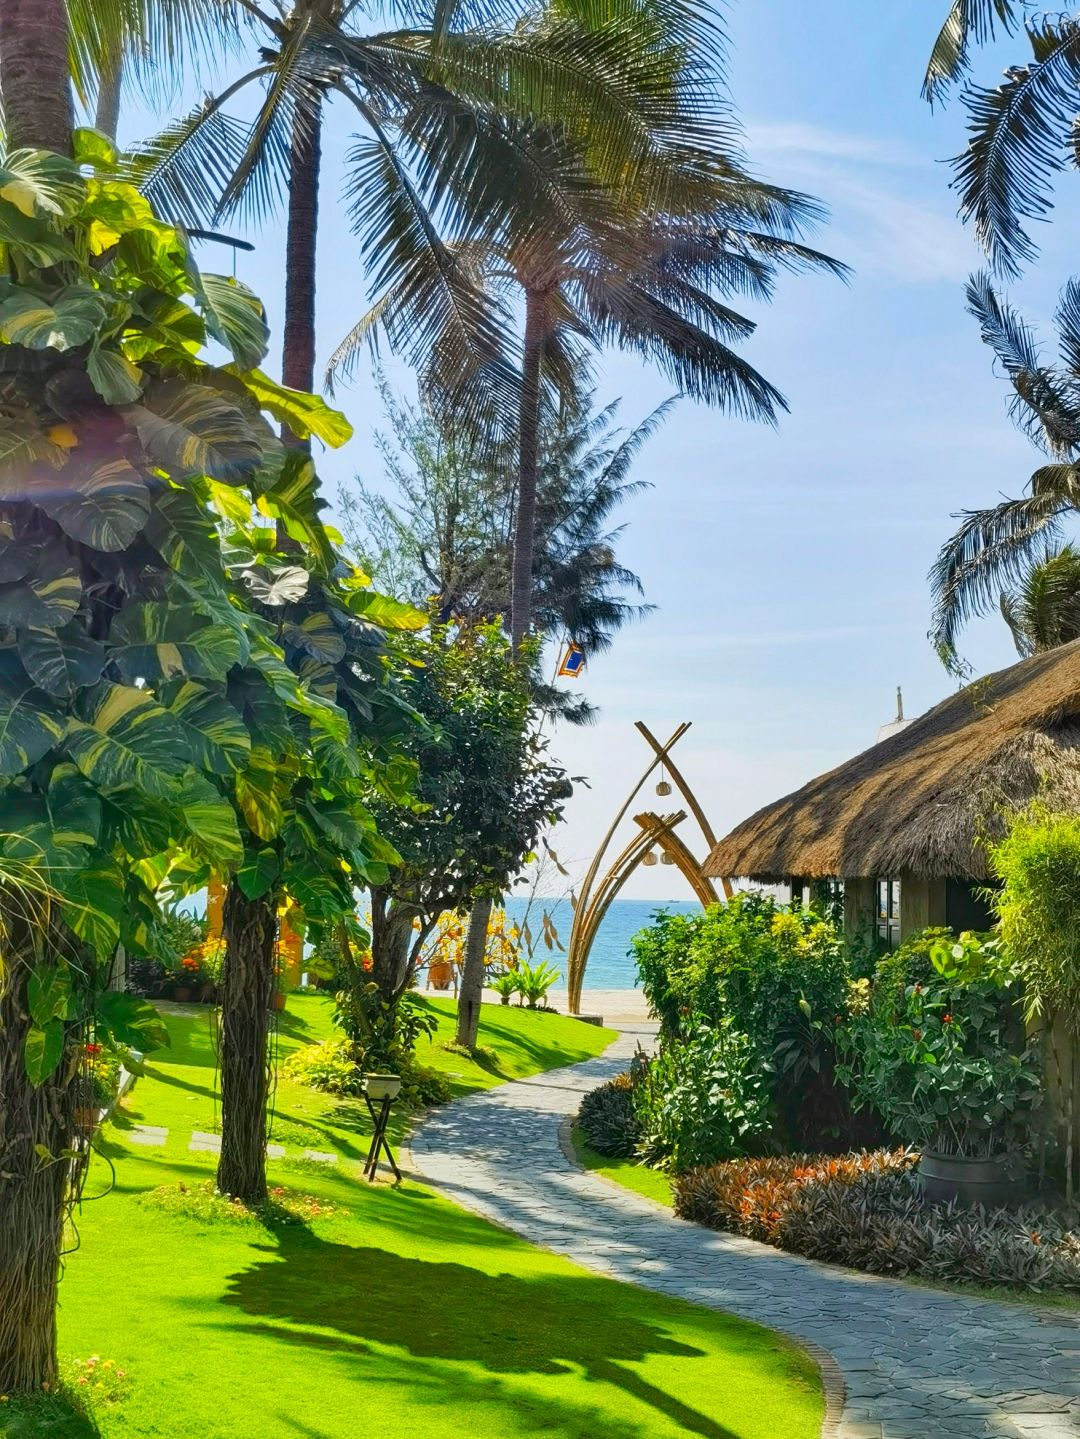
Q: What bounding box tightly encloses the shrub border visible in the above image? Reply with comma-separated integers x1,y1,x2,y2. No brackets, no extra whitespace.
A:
558,1114,847,1437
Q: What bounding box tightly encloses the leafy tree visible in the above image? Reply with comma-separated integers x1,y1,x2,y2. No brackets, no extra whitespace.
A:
362,621,569,1020
0,130,354,1390
930,274,1080,669
342,378,659,671
328,5,846,647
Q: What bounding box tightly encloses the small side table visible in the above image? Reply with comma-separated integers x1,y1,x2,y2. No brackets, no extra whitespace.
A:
362,1073,402,1183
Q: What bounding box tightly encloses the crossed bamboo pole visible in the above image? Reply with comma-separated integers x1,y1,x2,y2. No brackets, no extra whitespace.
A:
565,722,732,1014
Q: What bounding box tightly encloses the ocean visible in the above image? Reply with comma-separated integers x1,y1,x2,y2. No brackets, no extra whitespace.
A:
500,896,701,991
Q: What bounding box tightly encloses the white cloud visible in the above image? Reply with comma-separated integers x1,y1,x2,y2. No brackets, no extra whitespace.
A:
744,121,925,169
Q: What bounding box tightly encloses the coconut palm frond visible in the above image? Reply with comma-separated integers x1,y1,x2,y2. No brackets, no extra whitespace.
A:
999,543,1080,656
953,17,1080,277
929,489,1071,668
923,0,1019,103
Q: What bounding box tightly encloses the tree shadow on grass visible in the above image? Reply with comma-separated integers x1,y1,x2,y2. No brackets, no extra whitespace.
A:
0,1393,102,1438
218,1221,744,1439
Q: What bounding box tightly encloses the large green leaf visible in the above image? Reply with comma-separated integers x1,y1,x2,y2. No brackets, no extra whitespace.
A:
197,274,269,371
105,788,174,860
86,346,144,404
241,564,309,607
109,601,243,683
28,963,74,1026
19,623,106,697
228,667,292,753
177,770,242,867
0,566,80,630
37,454,150,552
64,683,191,802
47,763,102,846
95,990,169,1052
143,487,225,584
61,858,125,956
255,450,335,571
238,368,353,447
24,1020,64,1085
347,590,427,631
0,426,67,475
129,380,264,483
167,680,250,774
0,671,64,774
235,749,284,841
236,845,280,900
284,612,346,664
0,285,110,350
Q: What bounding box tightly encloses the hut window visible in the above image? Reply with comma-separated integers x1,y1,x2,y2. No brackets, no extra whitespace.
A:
876,878,901,950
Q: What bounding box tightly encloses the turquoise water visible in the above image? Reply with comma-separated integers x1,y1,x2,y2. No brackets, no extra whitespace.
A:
501,896,701,991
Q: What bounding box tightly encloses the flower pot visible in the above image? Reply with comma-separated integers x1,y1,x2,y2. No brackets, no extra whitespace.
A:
364,1073,402,1101
919,1151,1025,1208
173,985,192,1003
199,982,217,1004
428,960,453,991
272,991,286,1012
75,1106,98,1132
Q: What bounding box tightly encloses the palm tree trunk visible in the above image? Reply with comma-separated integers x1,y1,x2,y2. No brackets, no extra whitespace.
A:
217,883,277,1204
510,287,547,650
281,102,322,428
94,38,124,142
0,910,76,1393
0,3,73,1394
455,897,492,1049
0,0,72,152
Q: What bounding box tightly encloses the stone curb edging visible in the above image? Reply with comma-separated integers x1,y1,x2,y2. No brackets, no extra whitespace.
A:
557,1113,847,1439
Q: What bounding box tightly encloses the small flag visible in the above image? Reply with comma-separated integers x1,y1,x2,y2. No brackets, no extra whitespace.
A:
557,642,586,678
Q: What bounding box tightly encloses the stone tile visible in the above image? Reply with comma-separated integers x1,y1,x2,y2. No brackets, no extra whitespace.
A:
266,1143,286,1159
129,1124,167,1146
188,1130,220,1153
302,1149,337,1164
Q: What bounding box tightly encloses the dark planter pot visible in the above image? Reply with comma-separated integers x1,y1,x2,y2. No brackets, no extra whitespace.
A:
199,982,217,1004
173,985,192,1003
919,1151,1026,1208
272,991,286,1012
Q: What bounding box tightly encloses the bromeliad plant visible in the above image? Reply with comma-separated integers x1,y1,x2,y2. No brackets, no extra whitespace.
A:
837,932,1041,1161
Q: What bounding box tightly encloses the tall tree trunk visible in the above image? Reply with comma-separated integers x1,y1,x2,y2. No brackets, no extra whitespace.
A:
455,897,492,1049
0,911,76,1393
0,0,73,152
0,1,74,1394
217,884,277,1204
510,287,546,649
281,102,322,421
94,39,124,142
370,893,417,1008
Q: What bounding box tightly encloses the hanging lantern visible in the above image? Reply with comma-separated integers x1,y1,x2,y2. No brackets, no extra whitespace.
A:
660,852,675,865
655,779,672,796
642,850,658,866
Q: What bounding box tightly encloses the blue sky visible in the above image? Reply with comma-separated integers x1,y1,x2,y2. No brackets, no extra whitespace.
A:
122,2,1080,899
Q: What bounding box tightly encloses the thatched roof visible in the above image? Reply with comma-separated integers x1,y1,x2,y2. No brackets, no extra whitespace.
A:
704,641,1080,882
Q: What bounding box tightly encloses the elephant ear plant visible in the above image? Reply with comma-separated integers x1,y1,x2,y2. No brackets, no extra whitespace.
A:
0,131,390,1394
837,931,1041,1199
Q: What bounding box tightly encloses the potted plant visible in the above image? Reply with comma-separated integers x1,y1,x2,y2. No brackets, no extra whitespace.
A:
838,931,1041,1206
515,959,561,1010
490,970,520,1006
74,1044,122,1132
363,1073,403,1101
171,953,203,1003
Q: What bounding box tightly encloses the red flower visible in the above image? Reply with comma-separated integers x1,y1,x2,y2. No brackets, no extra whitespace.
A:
942,1013,952,1024
912,1028,922,1041
84,1042,101,1056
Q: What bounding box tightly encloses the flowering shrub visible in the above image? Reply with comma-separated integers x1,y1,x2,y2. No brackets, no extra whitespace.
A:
675,1149,1080,1292
65,1355,132,1407
837,931,1041,1158
140,1180,345,1227
281,1038,360,1096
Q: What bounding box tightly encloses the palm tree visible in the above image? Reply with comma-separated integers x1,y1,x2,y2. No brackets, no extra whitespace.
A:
922,1,1080,278
329,102,847,646
0,0,73,152
930,273,1080,668
1000,545,1080,657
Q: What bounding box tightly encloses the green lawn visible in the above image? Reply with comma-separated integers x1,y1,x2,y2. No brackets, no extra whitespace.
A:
570,1124,675,1207
3,996,823,1439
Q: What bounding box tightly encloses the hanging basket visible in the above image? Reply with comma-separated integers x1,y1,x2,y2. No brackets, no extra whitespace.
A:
655,779,672,797
364,1073,402,1101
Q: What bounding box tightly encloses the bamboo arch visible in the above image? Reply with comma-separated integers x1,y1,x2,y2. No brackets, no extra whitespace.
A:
565,722,732,1014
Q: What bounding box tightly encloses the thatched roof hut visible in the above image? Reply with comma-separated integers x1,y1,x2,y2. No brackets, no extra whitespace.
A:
704,640,1080,887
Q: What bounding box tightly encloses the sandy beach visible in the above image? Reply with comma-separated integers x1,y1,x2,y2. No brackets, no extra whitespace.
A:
478,986,654,1027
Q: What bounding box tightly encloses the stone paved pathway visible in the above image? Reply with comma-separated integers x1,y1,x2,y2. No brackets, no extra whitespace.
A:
411,1028,1080,1439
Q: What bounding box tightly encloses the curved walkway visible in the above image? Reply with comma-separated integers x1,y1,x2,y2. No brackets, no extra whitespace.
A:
412,1028,1080,1439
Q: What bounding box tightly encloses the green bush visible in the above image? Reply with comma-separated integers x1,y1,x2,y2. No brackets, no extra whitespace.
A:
676,1150,1080,1293
838,930,1040,1159
578,1073,641,1158
633,1019,772,1172
282,1038,361,1095
992,808,1080,1025
633,893,856,1148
